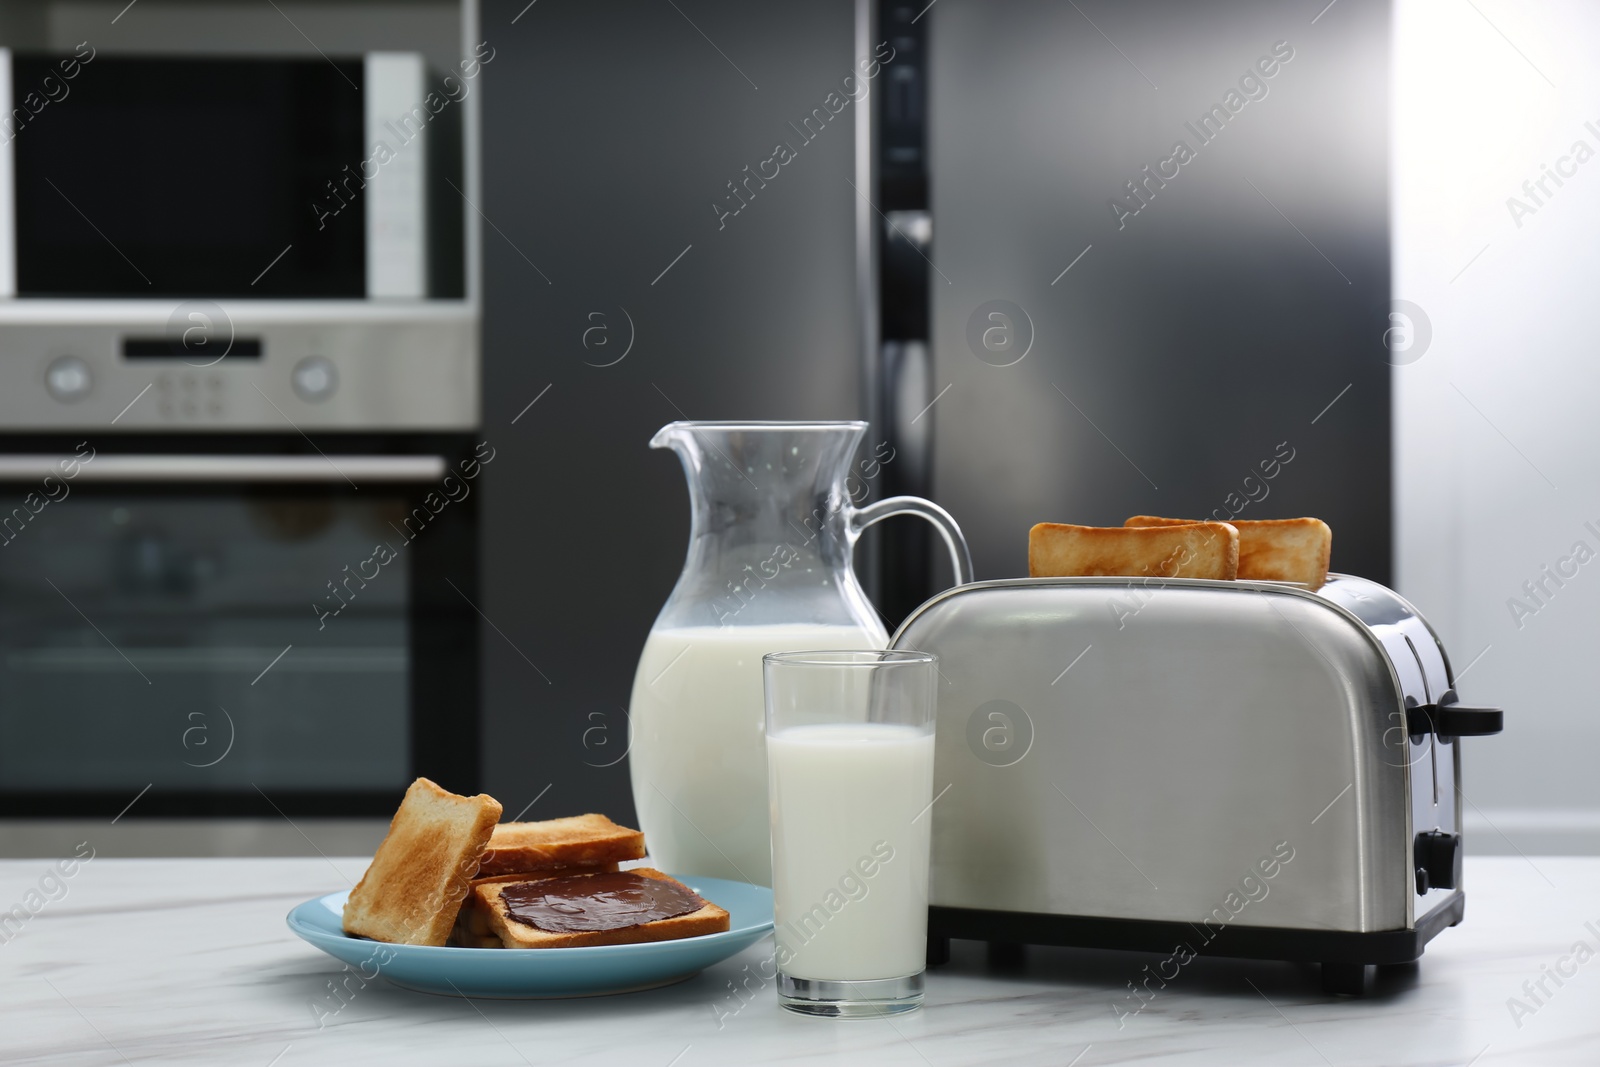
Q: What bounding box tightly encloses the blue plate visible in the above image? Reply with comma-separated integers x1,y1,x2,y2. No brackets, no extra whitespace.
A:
286,875,773,999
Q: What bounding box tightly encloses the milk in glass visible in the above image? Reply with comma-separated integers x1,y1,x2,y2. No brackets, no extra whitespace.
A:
766,722,935,980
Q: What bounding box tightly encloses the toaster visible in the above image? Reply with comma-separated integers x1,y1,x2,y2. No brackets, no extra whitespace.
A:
889,574,1502,995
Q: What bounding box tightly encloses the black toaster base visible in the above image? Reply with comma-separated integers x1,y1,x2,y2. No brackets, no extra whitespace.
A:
928,891,1465,996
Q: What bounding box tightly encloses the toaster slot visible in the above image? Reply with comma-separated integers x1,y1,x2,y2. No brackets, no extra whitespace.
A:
1402,635,1442,812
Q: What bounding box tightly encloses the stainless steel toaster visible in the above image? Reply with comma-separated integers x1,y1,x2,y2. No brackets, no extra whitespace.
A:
889,574,1502,994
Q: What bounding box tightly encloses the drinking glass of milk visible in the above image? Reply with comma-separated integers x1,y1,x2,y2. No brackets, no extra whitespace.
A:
763,648,937,1017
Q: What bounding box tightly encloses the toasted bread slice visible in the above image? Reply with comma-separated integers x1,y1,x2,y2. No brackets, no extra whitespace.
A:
1029,522,1238,580
476,814,645,877
458,863,622,943
1125,516,1331,589
475,867,730,949
342,777,502,946
471,863,620,886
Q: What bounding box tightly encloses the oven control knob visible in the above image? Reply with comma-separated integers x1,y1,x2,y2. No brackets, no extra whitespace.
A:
1414,830,1461,894
291,356,338,402
45,356,92,402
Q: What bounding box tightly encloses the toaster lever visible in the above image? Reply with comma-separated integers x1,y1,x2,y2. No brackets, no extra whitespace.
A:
1407,701,1503,740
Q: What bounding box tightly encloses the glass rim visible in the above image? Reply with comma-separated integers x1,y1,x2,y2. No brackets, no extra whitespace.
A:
658,419,869,433
763,648,935,668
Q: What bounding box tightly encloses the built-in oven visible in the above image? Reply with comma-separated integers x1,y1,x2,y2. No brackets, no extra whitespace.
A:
0,28,484,822
0,434,484,817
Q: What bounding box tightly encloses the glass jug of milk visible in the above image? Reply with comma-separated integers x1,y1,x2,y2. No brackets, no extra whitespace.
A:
628,421,971,886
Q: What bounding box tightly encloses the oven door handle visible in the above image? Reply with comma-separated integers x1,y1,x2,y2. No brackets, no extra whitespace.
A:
0,454,449,483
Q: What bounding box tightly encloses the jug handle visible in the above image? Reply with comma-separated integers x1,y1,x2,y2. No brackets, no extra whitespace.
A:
847,496,975,586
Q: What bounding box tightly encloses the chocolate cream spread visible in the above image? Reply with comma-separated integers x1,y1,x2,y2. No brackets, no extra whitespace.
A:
498,872,704,933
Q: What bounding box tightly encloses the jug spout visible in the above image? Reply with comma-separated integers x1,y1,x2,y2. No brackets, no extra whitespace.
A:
648,421,696,454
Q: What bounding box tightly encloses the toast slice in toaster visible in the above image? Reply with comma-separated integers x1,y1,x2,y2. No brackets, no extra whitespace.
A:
1029,522,1238,580
475,814,645,877
342,777,503,946
473,867,730,949
1125,516,1331,590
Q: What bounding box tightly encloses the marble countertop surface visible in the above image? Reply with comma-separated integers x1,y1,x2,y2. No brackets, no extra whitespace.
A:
1,855,1596,1065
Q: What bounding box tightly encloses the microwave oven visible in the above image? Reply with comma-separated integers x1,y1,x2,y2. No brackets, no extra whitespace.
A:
0,48,479,432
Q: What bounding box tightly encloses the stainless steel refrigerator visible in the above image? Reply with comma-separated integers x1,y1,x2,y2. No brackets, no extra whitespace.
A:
478,0,1391,821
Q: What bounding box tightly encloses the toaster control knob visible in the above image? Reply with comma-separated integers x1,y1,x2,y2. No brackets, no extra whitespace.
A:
1414,831,1461,894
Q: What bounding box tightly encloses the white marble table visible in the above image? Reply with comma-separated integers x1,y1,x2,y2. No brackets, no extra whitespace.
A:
1,855,1596,1065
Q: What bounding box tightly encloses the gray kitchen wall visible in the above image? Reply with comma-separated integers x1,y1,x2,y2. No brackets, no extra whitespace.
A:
475,0,865,825
1393,0,1600,853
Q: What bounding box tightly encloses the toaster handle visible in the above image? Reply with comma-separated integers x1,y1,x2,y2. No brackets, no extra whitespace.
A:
1409,700,1504,739
1434,704,1504,737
